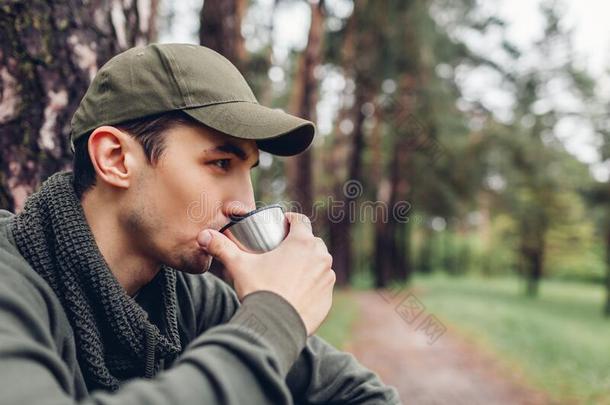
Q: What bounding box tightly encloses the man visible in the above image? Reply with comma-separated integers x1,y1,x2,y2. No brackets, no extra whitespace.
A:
0,44,400,404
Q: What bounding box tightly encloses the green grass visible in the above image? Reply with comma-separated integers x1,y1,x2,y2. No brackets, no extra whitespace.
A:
316,289,359,348
413,274,610,404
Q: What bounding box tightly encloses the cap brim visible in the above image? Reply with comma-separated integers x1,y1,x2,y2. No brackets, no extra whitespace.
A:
182,101,315,156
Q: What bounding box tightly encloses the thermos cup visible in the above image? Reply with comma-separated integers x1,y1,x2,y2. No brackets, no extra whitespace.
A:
219,204,288,253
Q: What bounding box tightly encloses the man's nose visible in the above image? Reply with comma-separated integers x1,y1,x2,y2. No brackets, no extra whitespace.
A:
222,198,256,219
221,175,256,219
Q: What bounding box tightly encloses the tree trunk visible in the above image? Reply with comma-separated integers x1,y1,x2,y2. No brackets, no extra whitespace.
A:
520,210,547,298
327,0,384,286
199,0,247,71
524,246,543,297
329,86,368,286
374,217,391,288
329,198,353,286
373,75,417,286
374,136,413,286
0,0,157,212
369,0,420,287
285,1,324,219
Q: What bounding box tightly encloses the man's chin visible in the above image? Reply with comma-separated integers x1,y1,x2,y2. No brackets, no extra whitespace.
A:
173,251,213,274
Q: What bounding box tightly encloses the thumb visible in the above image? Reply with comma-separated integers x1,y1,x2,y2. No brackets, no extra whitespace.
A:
197,229,243,267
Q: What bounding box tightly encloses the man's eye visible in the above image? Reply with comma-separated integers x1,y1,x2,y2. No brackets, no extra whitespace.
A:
212,159,231,170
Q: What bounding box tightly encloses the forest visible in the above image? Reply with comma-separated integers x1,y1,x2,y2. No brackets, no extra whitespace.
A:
1,0,609,403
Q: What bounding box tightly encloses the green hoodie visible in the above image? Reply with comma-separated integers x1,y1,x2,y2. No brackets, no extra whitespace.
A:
0,209,400,404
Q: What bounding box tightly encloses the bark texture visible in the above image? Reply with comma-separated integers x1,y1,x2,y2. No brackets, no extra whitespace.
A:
0,0,157,212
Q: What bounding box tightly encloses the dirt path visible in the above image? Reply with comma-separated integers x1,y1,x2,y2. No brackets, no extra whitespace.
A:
343,291,556,405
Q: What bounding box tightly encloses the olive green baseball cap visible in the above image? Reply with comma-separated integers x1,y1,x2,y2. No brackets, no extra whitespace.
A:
70,43,315,156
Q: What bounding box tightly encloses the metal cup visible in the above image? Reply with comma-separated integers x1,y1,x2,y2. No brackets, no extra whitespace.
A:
220,204,288,253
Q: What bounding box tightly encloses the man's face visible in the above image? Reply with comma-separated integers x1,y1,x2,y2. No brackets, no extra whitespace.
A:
122,124,259,274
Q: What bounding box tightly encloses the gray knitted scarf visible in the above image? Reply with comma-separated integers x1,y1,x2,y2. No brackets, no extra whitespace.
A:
10,171,181,392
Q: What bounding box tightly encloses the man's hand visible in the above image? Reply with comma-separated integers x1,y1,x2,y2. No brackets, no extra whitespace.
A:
197,212,335,336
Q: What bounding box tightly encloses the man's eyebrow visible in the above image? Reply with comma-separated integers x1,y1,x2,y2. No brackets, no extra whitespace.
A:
209,143,260,168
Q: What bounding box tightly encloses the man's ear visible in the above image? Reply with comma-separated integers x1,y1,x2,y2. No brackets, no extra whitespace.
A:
87,126,140,189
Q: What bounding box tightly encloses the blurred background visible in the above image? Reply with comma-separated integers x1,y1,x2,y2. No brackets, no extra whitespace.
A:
1,0,609,403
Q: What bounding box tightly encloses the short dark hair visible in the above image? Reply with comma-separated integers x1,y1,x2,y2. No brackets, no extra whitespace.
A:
72,110,201,198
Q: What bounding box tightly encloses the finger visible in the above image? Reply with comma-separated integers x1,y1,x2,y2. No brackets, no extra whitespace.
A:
284,212,313,238
197,229,245,269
